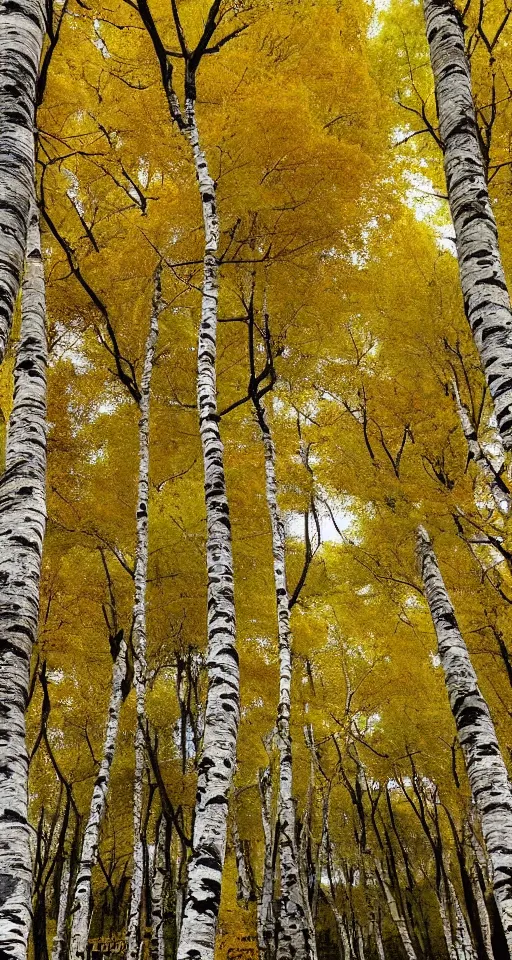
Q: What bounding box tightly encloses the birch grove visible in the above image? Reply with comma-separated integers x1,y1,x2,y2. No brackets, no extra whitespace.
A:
5,0,512,959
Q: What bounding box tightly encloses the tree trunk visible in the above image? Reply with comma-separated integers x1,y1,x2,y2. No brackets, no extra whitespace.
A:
51,859,70,960
127,267,163,960
452,382,511,515
424,0,512,449
231,806,252,907
258,767,276,960
417,526,512,954
0,200,47,959
69,635,128,960
0,0,45,362
175,100,240,960
151,816,168,960
374,860,418,960
253,392,314,960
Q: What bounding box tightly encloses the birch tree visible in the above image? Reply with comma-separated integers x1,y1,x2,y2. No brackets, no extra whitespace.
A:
126,265,164,960
417,526,512,954
423,0,512,449
0,200,47,959
0,0,45,362
68,630,127,960
134,5,244,957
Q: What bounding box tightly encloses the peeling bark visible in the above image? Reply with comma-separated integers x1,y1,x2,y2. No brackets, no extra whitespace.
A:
0,201,47,960
0,0,45,362
417,526,512,953
424,0,512,449
69,634,128,960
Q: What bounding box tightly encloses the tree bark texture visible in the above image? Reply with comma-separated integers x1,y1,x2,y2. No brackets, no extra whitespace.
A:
69,637,128,960
0,201,47,960
0,0,45,362
424,0,512,449
176,101,240,960
418,526,512,954
127,268,163,960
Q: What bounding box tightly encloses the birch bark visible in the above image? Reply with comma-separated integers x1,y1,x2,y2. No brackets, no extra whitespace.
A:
69,634,128,960
253,392,314,960
126,268,163,960
424,0,512,449
51,859,70,960
417,526,512,953
258,767,276,960
452,382,511,515
174,99,240,960
0,0,45,362
374,861,417,960
151,816,168,960
0,200,47,960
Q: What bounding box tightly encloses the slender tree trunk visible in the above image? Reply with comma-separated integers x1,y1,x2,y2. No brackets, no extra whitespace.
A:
448,877,478,960
424,0,512,449
258,767,276,960
252,391,314,960
0,1,45,362
127,267,163,960
231,807,252,907
417,526,512,954
372,915,386,960
0,200,47,959
51,859,70,960
175,100,240,960
151,816,168,960
69,635,128,960
452,382,511,514
374,861,418,960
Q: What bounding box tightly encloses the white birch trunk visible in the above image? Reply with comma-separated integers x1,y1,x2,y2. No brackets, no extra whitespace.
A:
452,382,511,514
424,0,512,449
448,877,477,960
151,817,167,960
0,0,45,362
468,857,494,960
374,861,417,960
258,767,275,960
175,101,240,960
51,859,70,960
255,396,314,960
438,878,457,960
372,917,386,960
417,526,512,953
231,809,252,907
0,200,47,959
127,268,163,960
69,636,128,960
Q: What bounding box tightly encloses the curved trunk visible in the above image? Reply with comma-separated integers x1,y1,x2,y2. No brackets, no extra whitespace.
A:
126,268,163,960
417,527,512,954
0,0,45,361
424,0,512,449
175,101,239,960
452,382,511,515
0,201,47,959
69,637,127,960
